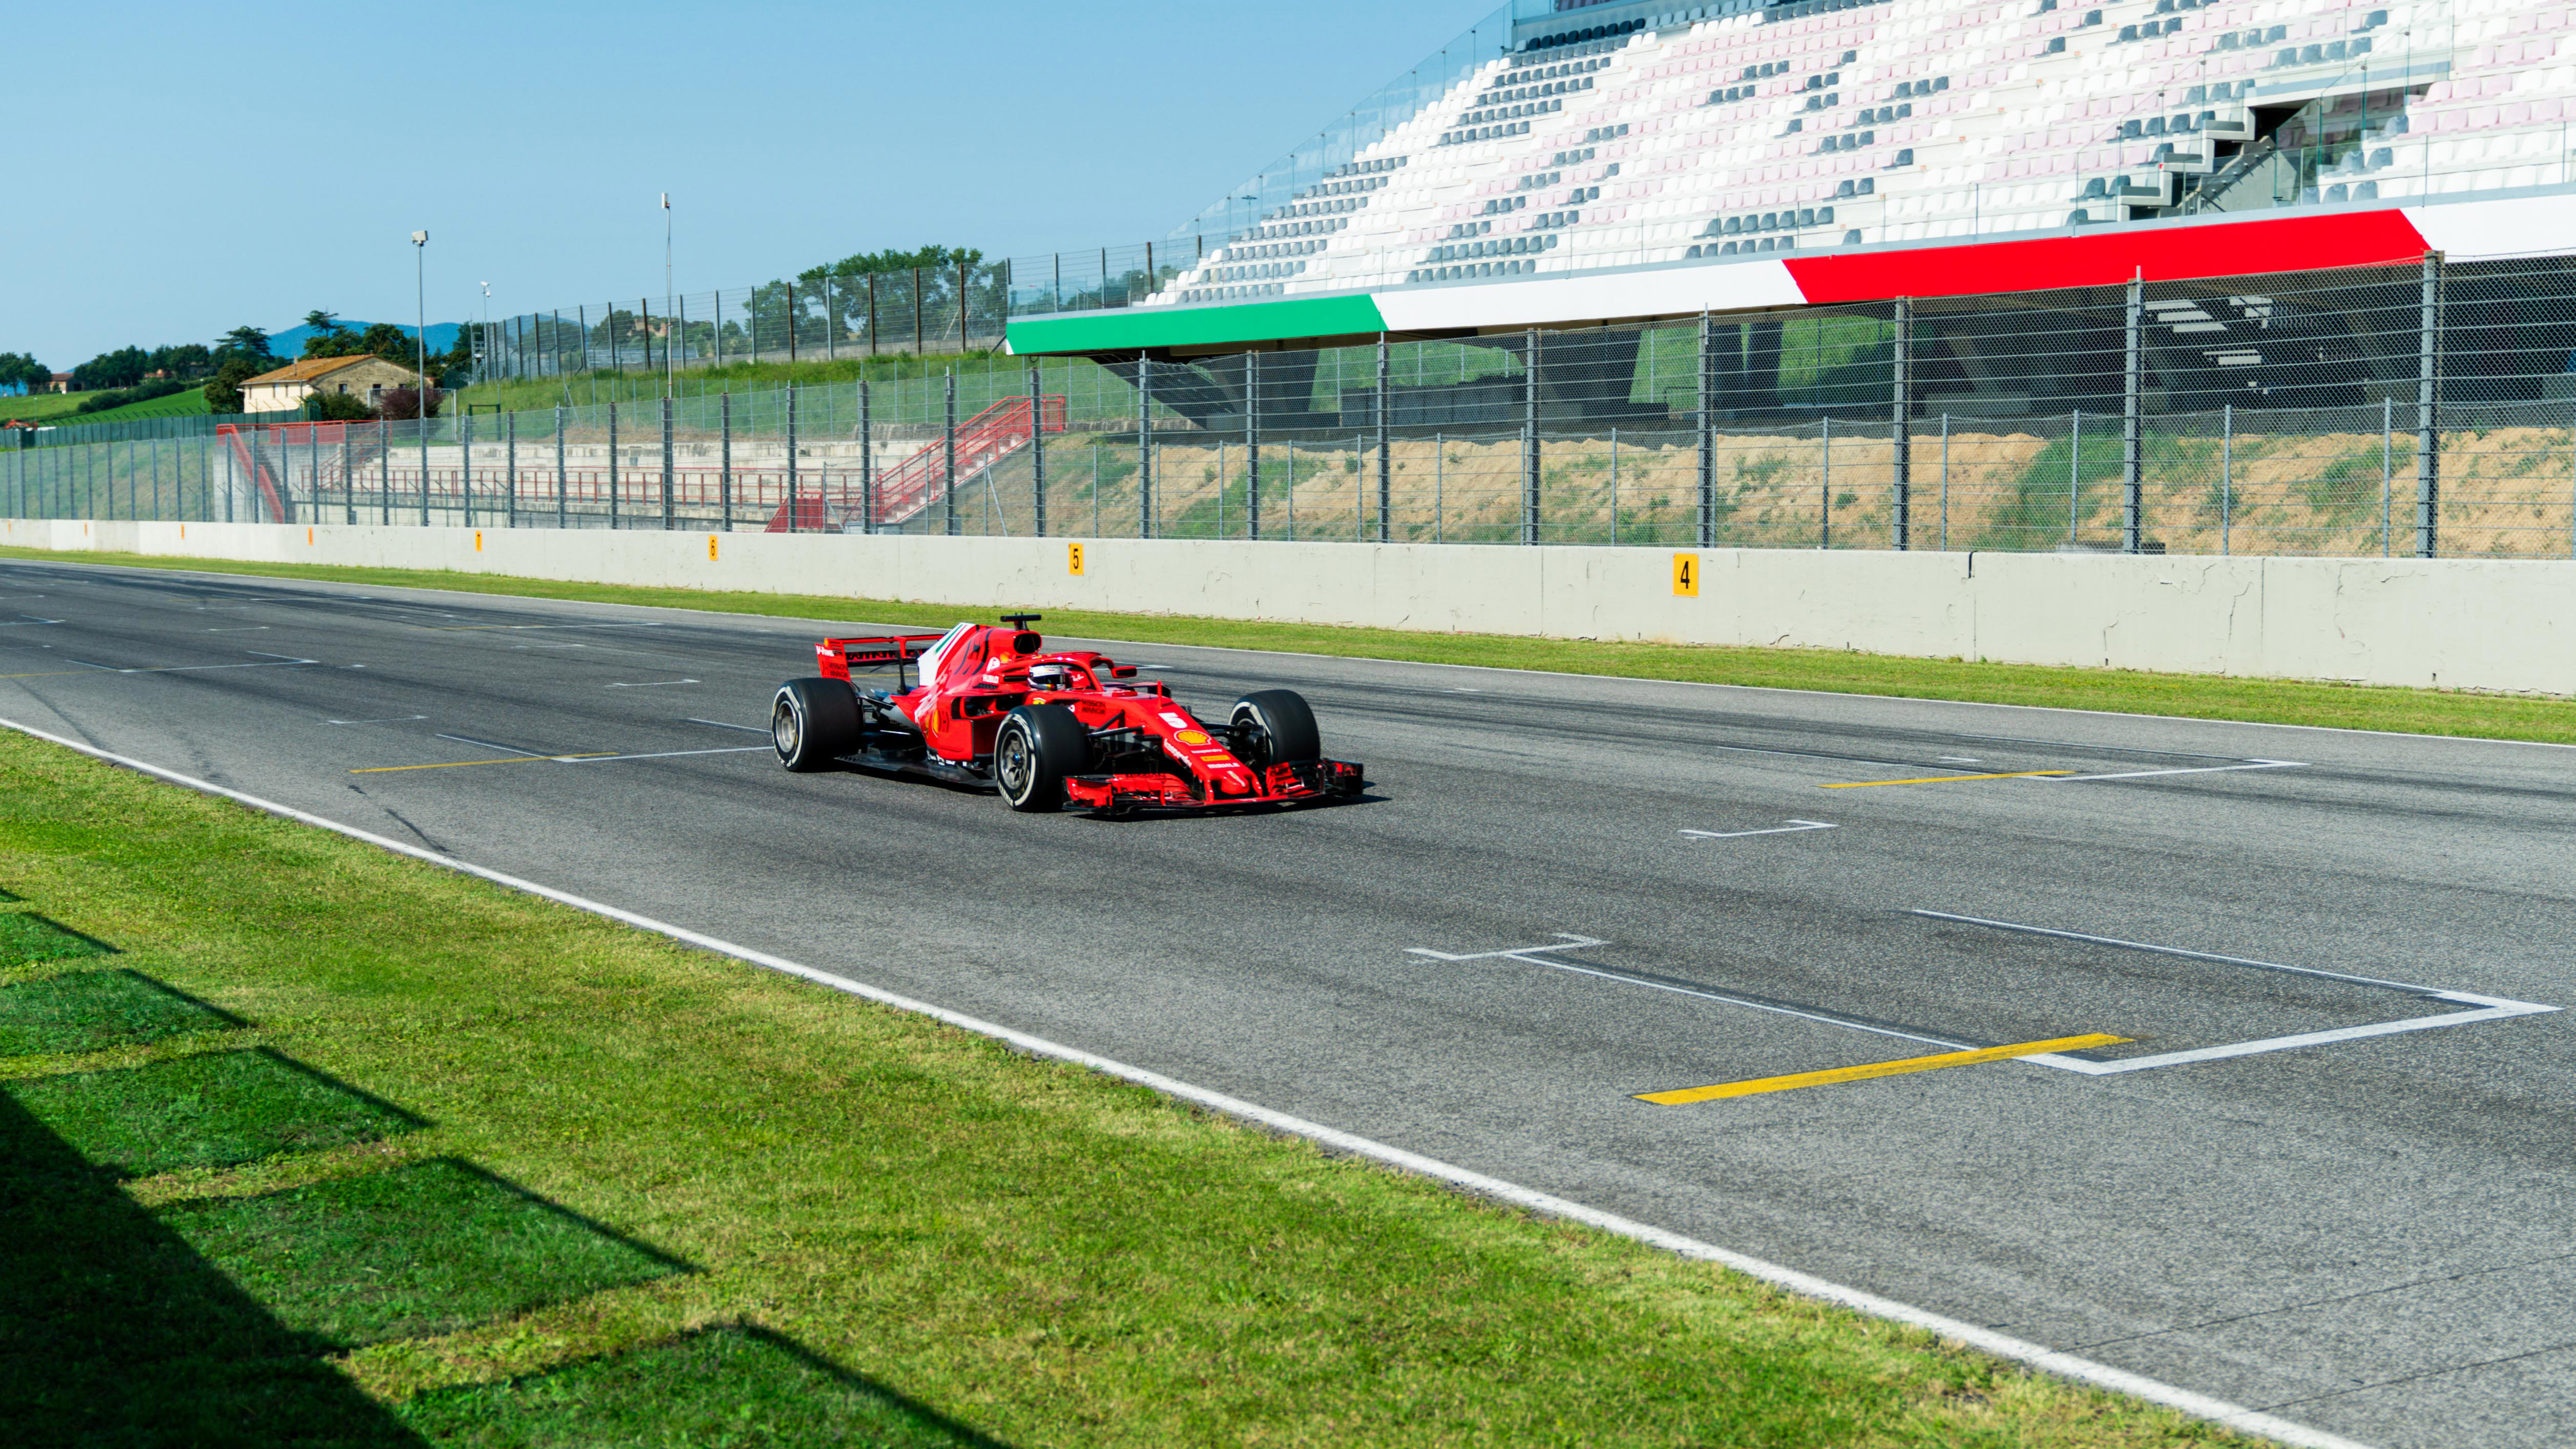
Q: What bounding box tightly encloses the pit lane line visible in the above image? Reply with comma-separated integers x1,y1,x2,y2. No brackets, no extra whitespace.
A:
0,709,2378,1449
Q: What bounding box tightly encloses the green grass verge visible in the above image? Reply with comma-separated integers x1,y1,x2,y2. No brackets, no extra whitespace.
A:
5,1047,420,1177
0,909,109,964
7,542,2574,743
162,1157,685,1347
0,968,236,1056
395,1326,995,1448
0,723,2243,1444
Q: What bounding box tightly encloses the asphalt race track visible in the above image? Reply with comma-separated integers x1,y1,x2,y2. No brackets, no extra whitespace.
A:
5,557,2571,1449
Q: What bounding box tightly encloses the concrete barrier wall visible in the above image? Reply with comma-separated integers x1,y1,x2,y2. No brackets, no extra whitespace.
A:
5,517,2567,695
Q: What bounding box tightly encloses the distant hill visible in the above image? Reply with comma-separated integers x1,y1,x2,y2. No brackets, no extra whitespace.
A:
267,320,464,361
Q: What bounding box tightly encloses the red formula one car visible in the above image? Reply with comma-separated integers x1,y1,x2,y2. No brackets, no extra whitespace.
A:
769,614,1365,814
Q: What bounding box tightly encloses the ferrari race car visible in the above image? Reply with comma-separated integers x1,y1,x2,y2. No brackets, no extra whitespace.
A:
769,614,1366,814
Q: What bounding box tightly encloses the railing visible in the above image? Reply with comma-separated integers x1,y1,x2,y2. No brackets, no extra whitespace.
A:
853,395,1067,529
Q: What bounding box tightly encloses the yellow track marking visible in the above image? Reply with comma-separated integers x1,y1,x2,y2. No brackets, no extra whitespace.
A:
1636,1033,2131,1105
1821,770,2071,789
351,752,615,774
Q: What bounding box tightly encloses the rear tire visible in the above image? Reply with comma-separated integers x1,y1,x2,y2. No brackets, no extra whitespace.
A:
1230,689,1320,772
772,678,860,772
995,703,1089,811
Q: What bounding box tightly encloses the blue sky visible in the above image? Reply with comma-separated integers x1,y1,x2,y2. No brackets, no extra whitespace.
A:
2,1,1494,369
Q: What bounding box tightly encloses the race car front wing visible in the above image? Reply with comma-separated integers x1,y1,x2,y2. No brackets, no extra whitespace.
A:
1062,758,1365,812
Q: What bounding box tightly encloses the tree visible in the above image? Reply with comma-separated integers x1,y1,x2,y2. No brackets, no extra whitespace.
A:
216,326,273,365
377,385,441,422
203,356,262,415
357,323,413,365
147,344,212,379
302,389,376,422
0,352,46,392
70,346,151,392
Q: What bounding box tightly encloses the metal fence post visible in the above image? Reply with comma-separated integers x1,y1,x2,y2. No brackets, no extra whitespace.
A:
786,281,797,365
1697,311,1716,548
1892,297,1912,551
2222,403,2233,555
461,412,475,528
1375,333,1392,541
2382,394,2394,557
786,384,800,533
1939,412,1951,550
1137,358,1154,538
2416,251,2442,558
720,392,733,533
506,411,518,527
2122,272,2144,553
857,383,873,533
661,395,675,530
1027,362,1046,538
2068,409,2081,543
608,403,620,529
417,406,431,527
1522,328,1541,545
555,405,567,528
378,417,390,524
1819,414,1832,549
1245,351,1261,541
944,371,959,537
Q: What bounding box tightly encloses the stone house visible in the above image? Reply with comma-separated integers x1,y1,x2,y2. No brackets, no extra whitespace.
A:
238,355,425,414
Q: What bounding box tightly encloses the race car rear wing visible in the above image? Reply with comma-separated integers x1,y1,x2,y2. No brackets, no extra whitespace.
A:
815,634,950,687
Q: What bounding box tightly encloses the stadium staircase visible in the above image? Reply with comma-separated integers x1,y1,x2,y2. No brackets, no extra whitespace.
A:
1156,0,2576,305
766,393,1065,532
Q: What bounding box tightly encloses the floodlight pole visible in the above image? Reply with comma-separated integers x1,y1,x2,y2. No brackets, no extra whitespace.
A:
412,230,430,526
675,192,685,401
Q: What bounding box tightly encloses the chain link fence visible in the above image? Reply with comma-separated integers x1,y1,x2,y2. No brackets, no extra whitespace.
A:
14,257,2576,559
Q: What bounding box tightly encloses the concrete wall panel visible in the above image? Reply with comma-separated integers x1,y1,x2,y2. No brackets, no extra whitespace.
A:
4,519,2566,696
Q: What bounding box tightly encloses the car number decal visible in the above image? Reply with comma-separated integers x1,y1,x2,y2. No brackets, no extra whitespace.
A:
1159,712,1193,730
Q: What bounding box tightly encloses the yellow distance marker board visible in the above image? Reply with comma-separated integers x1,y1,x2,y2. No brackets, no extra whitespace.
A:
1672,552,1700,597
1068,542,1086,576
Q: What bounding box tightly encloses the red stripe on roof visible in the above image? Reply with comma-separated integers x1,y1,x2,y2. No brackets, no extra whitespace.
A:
1783,212,2431,304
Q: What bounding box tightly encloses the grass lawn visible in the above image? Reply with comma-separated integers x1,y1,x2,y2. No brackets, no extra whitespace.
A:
0,391,102,425
59,387,212,427
5,543,2573,744
0,727,2249,1445
450,351,1013,415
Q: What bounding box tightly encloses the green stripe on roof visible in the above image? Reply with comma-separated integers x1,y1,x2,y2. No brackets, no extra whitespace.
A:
1007,294,1388,354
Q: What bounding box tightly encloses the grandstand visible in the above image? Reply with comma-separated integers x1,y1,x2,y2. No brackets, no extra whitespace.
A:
1013,0,2576,360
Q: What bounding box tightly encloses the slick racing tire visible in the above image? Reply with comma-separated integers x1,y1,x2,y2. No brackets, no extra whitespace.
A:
772,677,861,772
995,703,1089,811
1230,689,1321,772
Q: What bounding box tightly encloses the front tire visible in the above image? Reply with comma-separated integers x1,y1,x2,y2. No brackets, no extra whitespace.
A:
773,678,860,772
995,703,1089,811
1230,689,1321,772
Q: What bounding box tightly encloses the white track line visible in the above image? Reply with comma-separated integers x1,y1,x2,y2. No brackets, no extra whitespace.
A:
1681,821,1838,840
1914,910,2559,1074
2050,760,2307,782
0,712,2378,1449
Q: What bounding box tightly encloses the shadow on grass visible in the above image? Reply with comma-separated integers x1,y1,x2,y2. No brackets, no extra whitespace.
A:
397,1324,1011,1449
5,1046,425,1177
0,911,115,967
0,967,245,1056
159,1157,693,1348
0,1088,427,1446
